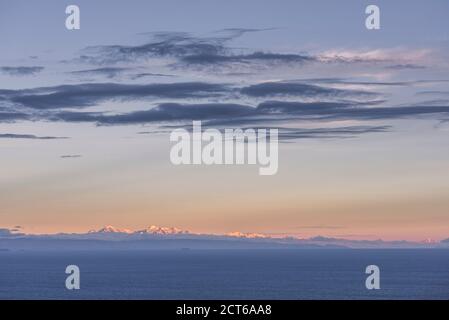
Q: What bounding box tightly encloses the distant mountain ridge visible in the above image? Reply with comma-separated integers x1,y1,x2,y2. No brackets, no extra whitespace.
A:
1,225,449,250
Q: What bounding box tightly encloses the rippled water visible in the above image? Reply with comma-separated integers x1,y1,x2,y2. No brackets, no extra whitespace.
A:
0,249,448,299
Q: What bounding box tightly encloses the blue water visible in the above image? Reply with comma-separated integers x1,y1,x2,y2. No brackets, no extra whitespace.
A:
0,249,448,299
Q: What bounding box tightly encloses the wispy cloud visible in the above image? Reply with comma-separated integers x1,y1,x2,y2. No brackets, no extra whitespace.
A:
385,64,426,70
0,66,44,76
130,72,176,80
46,99,444,132
240,81,378,99
257,101,449,120
52,102,254,124
77,29,316,68
60,154,82,158
317,48,433,64
0,133,68,139
2,82,230,109
69,67,131,79
0,111,30,122
177,51,315,67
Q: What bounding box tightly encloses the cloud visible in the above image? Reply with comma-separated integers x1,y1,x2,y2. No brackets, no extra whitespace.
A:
295,78,449,87
240,81,378,98
2,80,381,112
0,134,69,139
183,124,392,141
45,99,449,129
3,82,230,109
294,78,410,87
272,125,391,140
53,103,255,125
3,82,449,131
385,64,426,70
60,154,82,158
409,99,449,106
0,111,30,122
317,48,432,64
77,30,431,72
78,30,246,64
256,101,363,114
416,91,449,96
0,66,44,76
77,29,316,68
178,51,315,66
130,72,176,80
69,67,131,79
256,101,449,120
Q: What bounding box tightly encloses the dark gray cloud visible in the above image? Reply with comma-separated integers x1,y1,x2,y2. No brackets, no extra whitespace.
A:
257,101,359,114
240,81,378,98
0,66,44,76
3,82,230,109
1,80,381,113
79,29,414,70
385,64,426,70
47,99,449,127
194,124,390,140
60,154,82,158
295,78,449,87
0,111,30,122
79,30,240,64
3,88,449,128
130,72,176,80
273,125,391,140
416,91,449,96
69,67,131,79
48,111,103,122
77,29,315,68
257,101,449,120
295,78,411,87
409,99,449,106
2,74,448,134
0,134,68,139
53,103,255,125
178,52,315,66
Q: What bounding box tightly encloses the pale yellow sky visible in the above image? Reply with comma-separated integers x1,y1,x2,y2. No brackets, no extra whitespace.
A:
1,120,448,241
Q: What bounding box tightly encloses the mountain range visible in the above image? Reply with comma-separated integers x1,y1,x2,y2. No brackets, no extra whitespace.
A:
1,225,448,251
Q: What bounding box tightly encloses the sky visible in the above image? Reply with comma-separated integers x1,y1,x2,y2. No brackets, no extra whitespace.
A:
1,0,449,241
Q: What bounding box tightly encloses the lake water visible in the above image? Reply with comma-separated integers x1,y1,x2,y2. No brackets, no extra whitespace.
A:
0,249,448,299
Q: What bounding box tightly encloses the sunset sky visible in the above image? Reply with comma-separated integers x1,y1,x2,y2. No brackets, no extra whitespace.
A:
1,0,449,241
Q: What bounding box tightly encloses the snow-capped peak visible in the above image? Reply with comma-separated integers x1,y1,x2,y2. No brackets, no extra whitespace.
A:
89,225,132,234
136,225,188,235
